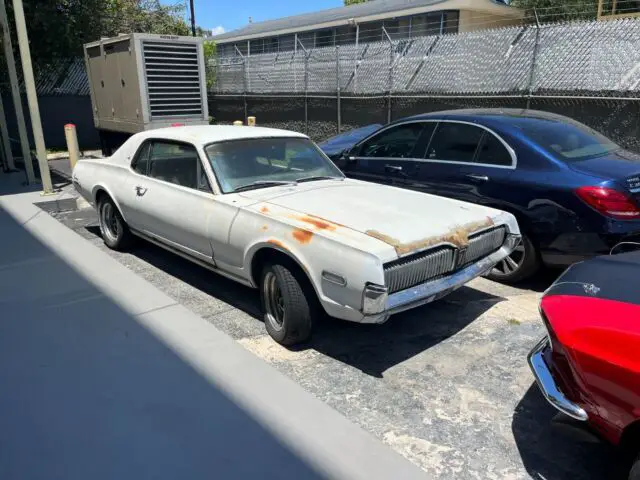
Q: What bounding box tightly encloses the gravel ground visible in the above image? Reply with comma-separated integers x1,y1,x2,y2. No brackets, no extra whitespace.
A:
50,206,620,480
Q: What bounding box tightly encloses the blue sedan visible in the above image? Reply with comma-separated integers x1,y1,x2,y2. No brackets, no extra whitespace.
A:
319,109,640,283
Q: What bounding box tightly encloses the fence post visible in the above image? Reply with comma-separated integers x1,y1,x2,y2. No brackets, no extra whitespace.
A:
297,37,310,136
336,45,341,134
243,58,248,122
526,8,541,110
384,27,394,124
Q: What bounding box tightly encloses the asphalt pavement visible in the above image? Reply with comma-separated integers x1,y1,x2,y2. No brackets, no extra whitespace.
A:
49,204,622,480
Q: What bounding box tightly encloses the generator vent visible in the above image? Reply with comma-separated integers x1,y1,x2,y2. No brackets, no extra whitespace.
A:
142,41,203,118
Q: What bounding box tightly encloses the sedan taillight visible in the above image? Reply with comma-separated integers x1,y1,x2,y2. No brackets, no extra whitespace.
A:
575,186,640,220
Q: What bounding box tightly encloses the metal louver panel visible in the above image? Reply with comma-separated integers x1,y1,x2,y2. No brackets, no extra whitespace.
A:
458,227,506,268
384,247,455,294
143,41,203,118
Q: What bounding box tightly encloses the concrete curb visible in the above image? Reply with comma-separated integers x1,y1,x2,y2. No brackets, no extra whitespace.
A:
0,187,428,480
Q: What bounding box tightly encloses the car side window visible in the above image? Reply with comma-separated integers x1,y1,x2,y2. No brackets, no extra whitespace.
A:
476,132,513,166
148,141,201,190
358,123,426,159
131,141,151,175
426,123,484,163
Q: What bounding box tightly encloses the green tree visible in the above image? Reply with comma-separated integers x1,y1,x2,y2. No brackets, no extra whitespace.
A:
344,0,368,5
203,40,217,90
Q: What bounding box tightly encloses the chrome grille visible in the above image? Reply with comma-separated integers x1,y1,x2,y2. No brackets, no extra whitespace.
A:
142,41,203,119
384,247,455,294
458,227,506,268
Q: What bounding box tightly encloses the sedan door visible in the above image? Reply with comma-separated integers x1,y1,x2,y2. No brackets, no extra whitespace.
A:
125,139,221,263
407,121,515,208
339,122,433,187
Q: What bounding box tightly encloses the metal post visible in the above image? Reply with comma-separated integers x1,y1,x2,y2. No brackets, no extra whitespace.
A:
11,0,54,193
0,87,15,170
189,0,196,36
383,26,394,124
597,0,604,19
0,0,32,181
297,37,310,135
526,9,541,110
336,45,341,134
354,23,360,93
64,124,80,170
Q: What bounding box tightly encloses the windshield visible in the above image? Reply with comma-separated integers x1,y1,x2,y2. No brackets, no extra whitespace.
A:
205,137,344,193
514,118,620,161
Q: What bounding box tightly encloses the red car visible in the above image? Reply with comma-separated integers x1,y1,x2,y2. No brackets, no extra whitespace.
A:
528,251,640,479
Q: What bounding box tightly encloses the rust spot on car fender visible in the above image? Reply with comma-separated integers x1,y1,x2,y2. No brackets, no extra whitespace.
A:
292,229,313,244
268,239,286,249
261,225,269,231
260,205,270,214
366,217,495,256
298,215,337,231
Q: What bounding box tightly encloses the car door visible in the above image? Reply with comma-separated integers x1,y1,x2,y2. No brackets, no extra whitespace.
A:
125,139,219,263
407,121,515,207
340,122,433,186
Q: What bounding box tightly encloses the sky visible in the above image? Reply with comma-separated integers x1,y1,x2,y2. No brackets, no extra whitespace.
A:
163,0,345,35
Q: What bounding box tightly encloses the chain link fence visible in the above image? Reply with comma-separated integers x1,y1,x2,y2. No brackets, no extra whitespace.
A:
210,18,640,151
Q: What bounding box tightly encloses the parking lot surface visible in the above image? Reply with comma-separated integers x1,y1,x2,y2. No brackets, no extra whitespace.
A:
52,205,618,479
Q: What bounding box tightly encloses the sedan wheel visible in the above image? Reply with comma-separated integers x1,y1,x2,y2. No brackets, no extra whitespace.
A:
98,196,133,251
260,263,314,346
485,234,540,284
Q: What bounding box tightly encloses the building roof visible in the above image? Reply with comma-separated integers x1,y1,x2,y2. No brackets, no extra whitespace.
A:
211,0,521,43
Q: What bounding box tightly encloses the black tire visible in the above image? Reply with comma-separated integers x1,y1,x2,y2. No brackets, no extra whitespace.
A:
260,262,314,346
630,454,640,480
97,196,133,251
485,234,540,284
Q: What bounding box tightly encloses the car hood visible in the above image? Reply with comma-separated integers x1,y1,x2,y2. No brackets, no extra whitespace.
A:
249,180,518,257
318,124,382,157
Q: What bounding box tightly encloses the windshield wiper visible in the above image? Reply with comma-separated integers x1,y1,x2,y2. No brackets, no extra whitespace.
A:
295,175,345,183
232,180,297,193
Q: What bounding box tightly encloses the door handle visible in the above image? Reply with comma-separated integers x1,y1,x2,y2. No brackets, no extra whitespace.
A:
385,164,403,173
465,174,489,182
135,185,148,196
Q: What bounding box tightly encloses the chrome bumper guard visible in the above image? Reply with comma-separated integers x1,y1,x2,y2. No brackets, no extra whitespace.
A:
362,234,521,323
527,337,588,421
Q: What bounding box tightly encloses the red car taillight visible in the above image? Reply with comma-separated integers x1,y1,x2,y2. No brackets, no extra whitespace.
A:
575,186,640,220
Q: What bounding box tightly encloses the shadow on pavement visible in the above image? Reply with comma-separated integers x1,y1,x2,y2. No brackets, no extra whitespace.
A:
0,205,325,480
512,384,623,480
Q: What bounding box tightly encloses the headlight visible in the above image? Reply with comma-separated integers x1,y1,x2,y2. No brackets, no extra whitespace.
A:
362,283,388,315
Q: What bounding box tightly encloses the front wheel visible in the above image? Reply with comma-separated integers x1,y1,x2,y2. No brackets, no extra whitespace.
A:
260,263,314,346
485,234,540,284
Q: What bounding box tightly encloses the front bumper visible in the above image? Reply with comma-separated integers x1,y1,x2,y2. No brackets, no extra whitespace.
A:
527,336,588,421
362,234,520,323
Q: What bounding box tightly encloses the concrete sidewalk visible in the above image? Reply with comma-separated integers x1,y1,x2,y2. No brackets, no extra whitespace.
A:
0,171,427,480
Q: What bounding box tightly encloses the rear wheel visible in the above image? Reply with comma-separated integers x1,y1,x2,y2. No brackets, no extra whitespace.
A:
486,234,540,284
260,262,314,346
98,196,133,251
630,453,640,480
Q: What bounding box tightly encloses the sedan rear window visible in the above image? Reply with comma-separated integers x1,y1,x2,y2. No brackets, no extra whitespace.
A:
514,118,619,161
205,137,344,193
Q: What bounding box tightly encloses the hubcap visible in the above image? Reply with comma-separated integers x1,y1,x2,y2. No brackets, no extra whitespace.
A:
492,240,525,277
100,203,119,243
263,271,285,331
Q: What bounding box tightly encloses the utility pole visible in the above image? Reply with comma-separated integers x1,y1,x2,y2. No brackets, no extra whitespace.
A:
0,0,34,182
190,0,196,36
11,0,53,194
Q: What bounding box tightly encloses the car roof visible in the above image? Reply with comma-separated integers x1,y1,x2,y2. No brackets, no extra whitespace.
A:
402,108,573,124
135,125,309,146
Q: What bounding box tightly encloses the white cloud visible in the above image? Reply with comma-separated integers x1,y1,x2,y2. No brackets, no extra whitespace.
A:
211,26,226,36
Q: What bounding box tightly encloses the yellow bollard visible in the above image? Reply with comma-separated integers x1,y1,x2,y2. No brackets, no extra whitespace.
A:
247,116,256,126
233,120,243,126
64,123,80,170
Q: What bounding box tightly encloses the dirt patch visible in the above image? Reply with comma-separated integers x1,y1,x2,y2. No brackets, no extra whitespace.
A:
366,217,495,256
261,225,269,231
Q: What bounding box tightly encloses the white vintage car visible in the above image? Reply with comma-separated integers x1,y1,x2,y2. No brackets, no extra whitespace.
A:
73,126,521,345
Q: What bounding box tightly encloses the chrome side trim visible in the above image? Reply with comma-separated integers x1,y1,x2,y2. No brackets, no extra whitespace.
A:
527,337,588,421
